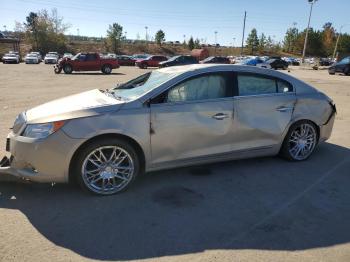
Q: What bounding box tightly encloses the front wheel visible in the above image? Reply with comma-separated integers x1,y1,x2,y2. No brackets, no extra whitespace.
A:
344,66,350,76
102,64,112,74
73,138,140,195
280,121,318,161
63,64,73,74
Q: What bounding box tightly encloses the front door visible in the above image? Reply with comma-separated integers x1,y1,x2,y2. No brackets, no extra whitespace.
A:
150,72,235,166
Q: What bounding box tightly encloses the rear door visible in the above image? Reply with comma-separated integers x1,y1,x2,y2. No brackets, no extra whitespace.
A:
232,73,296,151
150,71,235,166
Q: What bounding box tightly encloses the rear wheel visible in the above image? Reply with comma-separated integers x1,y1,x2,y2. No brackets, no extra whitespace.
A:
73,138,140,195
280,120,318,161
344,66,350,76
63,64,73,74
102,64,112,74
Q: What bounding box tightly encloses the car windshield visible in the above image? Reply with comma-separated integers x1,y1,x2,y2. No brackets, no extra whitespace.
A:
72,54,80,60
266,59,276,63
168,56,180,61
202,56,214,62
6,54,16,57
110,70,178,100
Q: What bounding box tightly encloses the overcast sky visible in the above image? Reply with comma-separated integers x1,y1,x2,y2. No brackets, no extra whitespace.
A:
2,0,350,45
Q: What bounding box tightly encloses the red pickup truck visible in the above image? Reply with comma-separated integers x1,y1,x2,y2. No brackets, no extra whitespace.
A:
54,53,119,74
135,55,168,69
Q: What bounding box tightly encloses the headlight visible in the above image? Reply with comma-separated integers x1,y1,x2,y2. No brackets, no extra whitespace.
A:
23,121,66,139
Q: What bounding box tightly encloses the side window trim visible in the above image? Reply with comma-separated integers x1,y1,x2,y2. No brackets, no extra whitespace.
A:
234,72,294,97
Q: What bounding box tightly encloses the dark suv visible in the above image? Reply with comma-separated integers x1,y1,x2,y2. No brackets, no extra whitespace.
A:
328,56,350,75
159,55,198,68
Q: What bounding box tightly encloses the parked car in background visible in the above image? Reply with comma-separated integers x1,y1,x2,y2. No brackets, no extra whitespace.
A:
63,53,73,59
159,55,198,68
116,55,136,66
135,55,168,69
25,53,40,64
328,56,350,75
30,52,42,62
320,58,332,66
257,58,289,70
132,54,150,60
200,56,230,64
241,57,264,66
54,52,119,74
0,64,336,195
283,57,300,66
44,53,59,64
2,53,20,64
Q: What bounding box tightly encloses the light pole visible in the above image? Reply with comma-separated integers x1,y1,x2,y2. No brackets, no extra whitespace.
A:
302,0,318,63
183,34,186,44
332,24,349,61
232,37,235,48
145,26,148,42
214,31,218,54
3,25,7,32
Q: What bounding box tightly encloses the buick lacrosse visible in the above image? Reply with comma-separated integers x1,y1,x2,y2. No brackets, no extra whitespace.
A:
0,64,336,195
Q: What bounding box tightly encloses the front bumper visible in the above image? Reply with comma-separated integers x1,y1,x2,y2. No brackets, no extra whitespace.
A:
0,130,85,183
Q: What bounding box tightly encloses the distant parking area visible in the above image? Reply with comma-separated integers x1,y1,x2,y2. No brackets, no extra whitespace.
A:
1,64,350,261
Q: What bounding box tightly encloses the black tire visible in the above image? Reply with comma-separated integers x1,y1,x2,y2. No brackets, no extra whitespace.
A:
72,138,140,195
329,71,335,75
280,120,318,161
282,65,287,70
344,66,350,76
63,64,73,74
102,64,112,74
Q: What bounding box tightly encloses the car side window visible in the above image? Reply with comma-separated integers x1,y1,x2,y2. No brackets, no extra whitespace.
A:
78,54,86,61
237,75,276,96
86,54,97,61
166,73,230,103
277,80,293,93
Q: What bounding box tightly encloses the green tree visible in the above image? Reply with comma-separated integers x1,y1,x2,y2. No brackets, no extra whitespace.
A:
188,36,195,50
24,9,69,53
106,23,124,53
246,28,259,54
194,38,201,49
25,12,38,49
258,33,266,53
155,30,165,46
283,26,299,53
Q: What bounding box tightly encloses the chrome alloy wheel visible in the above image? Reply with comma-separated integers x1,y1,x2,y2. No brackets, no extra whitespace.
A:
81,146,134,194
288,123,317,160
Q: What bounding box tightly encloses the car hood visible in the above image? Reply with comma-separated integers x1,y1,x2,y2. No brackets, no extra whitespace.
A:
25,89,124,124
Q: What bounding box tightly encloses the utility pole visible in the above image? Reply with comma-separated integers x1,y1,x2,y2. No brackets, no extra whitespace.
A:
214,31,218,55
241,11,247,56
145,26,148,42
302,0,317,63
332,24,348,61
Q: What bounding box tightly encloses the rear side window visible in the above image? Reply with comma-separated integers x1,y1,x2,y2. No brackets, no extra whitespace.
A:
237,74,293,96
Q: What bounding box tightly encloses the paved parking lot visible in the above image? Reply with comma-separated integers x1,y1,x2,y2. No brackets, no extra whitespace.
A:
0,63,350,262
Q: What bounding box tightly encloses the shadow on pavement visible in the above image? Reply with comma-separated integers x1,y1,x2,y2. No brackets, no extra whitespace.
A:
0,142,349,260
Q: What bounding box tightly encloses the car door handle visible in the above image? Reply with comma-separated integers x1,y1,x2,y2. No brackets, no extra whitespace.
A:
212,113,229,120
276,106,293,112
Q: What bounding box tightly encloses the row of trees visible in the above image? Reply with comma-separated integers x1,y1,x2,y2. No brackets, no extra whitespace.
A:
14,9,350,57
282,22,350,57
245,22,350,57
